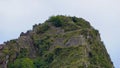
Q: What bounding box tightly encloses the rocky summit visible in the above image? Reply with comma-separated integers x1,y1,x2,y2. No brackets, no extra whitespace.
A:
0,15,114,68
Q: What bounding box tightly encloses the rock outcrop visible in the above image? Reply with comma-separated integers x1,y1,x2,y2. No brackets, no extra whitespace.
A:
0,15,114,68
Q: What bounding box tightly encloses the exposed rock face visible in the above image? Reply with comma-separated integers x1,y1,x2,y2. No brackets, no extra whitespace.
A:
65,36,86,46
0,15,114,68
0,45,3,50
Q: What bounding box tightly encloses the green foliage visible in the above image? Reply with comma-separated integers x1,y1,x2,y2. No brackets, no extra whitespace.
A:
9,39,17,43
33,35,52,56
2,48,9,54
36,23,49,34
33,58,49,68
71,16,78,22
47,15,91,32
54,47,62,55
17,48,28,58
62,22,80,32
71,17,91,28
50,46,86,68
3,15,113,68
33,53,54,68
91,29,99,37
47,15,64,27
8,58,35,68
44,53,54,64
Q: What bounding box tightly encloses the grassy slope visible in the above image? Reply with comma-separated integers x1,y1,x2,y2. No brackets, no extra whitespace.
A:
0,15,113,68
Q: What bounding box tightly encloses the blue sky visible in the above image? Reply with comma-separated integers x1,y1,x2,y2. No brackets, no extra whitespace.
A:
0,0,120,67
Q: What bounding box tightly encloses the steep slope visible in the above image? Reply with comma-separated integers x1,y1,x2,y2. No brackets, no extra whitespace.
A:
0,15,114,68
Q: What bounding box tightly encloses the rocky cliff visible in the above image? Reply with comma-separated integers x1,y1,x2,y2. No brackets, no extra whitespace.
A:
0,15,114,68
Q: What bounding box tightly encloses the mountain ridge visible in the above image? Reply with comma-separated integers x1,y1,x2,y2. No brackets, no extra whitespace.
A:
0,15,114,68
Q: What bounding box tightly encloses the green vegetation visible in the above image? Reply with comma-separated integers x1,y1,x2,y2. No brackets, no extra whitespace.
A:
72,16,91,28
33,35,52,56
33,58,48,68
35,23,49,34
47,16,64,27
47,15,91,32
0,15,113,68
17,48,28,58
8,58,35,68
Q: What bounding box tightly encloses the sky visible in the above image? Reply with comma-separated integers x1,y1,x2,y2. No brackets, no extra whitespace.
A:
0,0,120,68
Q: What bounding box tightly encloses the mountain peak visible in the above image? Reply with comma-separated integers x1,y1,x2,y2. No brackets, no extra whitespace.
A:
46,15,91,29
0,15,114,68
